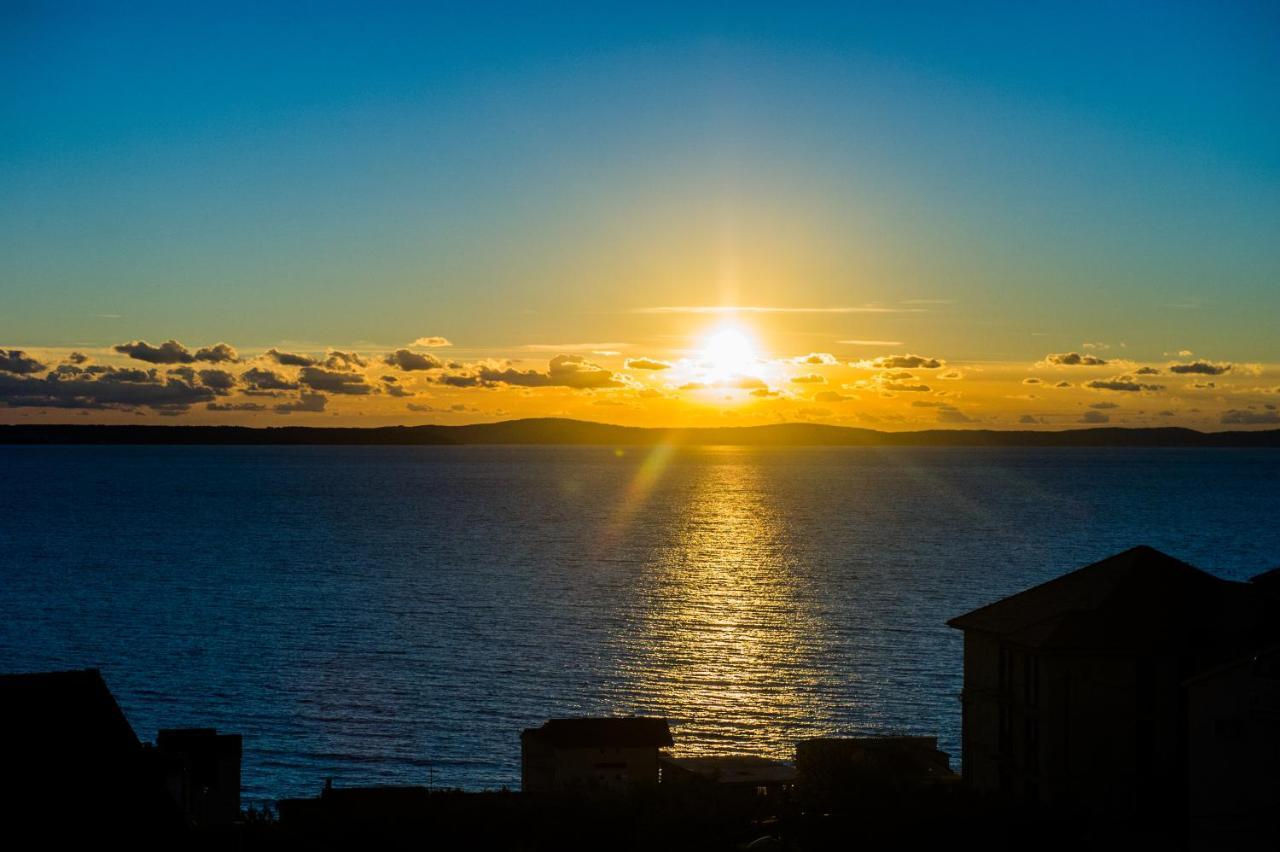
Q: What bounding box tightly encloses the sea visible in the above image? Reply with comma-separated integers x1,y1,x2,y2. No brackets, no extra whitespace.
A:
2,444,1277,801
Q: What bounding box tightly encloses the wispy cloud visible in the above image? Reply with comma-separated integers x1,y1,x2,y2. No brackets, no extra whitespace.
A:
838,339,904,346
521,342,630,352
632,305,925,315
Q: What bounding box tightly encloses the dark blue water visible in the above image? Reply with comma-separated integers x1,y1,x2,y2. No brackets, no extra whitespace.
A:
2,445,1277,801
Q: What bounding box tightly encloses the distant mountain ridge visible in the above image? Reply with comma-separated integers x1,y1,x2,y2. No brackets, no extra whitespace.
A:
2,418,1279,447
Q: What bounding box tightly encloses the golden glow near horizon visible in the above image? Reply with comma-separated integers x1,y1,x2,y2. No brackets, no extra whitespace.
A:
0,333,1274,432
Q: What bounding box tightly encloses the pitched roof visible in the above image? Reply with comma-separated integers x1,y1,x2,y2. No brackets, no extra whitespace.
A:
522,717,674,748
0,667,140,755
946,545,1279,656
0,668,187,833
1250,565,1280,598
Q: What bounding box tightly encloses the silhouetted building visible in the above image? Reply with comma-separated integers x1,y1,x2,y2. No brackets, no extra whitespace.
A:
0,668,186,842
1185,645,1280,841
279,783,433,827
658,755,795,797
521,717,673,793
795,736,954,807
948,545,1280,817
155,727,242,826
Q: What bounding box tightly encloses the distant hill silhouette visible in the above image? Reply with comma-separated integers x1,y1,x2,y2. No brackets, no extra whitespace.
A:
2,418,1279,447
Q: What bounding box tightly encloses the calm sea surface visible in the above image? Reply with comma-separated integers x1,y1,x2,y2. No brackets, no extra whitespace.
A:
2,445,1278,800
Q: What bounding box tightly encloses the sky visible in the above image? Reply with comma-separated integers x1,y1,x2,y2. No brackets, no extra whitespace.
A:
2,2,1278,429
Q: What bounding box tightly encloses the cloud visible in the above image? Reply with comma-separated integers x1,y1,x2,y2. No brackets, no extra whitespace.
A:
813,391,855,403
298,366,374,394
382,378,411,397
750,388,780,397
412,337,452,347
407,402,436,412
207,401,267,412
197,369,237,394
797,407,833,418
437,373,484,388
94,366,155,382
1133,366,1161,375
938,371,963,380
860,354,944,369
1089,401,1119,409
937,408,975,423
877,372,931,392
791,373,826,384
0,349,46,374
1079,410,1111,424
634,305,924,315
241,367,299,391
67,351,89,365
323,350,367,370
477,354,624,389
1086,376,1164,392
1043,352,1108,366
384,349,444,371
522,342,629,353
113,339,238,366
793,352,838,365
838,339,903,346
623,358,672,370
1221,409,1280,425
1054,381,1072,388
1019,414,1042,424
264,348,317,367
1022,377,1042,385
194,342,239,363
113,339,196,364
733,376,768,389
274,392,328,414
0,366,214,412
1169,360,1231,375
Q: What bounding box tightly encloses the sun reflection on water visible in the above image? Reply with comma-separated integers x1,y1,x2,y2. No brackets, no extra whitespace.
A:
611,447,838,759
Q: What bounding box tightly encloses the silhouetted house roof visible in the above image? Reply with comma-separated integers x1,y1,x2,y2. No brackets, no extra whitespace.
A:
522,717,674,749
1250,565,1280,600
0,668,186,840
946,545,1280,658
0,667,141,756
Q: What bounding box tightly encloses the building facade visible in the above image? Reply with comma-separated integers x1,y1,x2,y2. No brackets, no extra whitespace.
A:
520,717,673,793
948,545,1280,816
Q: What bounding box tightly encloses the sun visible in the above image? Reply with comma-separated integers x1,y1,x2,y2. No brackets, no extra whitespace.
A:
702,327,757,376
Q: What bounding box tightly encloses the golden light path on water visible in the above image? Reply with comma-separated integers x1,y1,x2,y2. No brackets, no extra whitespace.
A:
604,446,842,759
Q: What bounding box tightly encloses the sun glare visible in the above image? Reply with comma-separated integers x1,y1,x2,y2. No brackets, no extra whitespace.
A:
703,328,757,376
